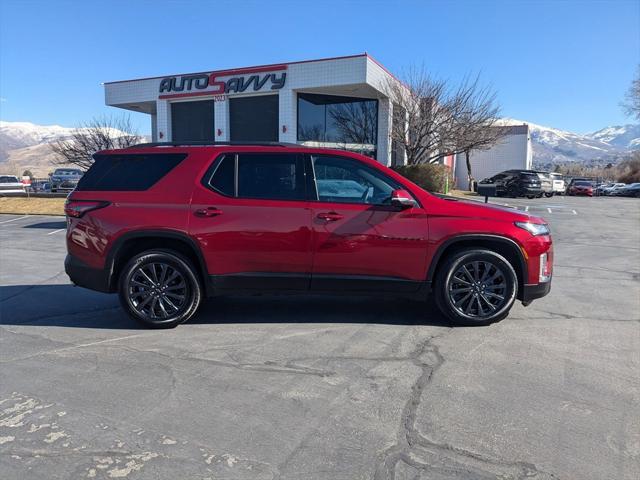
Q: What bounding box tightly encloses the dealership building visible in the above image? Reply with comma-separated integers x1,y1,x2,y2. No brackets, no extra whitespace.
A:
104,53,530,186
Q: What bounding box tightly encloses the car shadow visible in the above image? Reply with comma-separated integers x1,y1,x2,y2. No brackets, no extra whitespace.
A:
22,221,67,229
0,284,451,329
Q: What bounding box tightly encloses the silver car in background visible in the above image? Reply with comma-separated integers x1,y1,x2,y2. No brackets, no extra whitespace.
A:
0,175,26,194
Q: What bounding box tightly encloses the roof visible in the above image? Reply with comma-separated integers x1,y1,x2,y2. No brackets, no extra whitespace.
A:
104,53,375,85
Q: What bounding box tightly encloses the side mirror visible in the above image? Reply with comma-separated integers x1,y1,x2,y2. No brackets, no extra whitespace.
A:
390,189,415,209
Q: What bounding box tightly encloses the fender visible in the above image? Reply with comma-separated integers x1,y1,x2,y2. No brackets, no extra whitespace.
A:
105,230,211,295
427,234,528,285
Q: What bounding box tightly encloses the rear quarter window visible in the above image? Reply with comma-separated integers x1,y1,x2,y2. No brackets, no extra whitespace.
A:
76,153,187,191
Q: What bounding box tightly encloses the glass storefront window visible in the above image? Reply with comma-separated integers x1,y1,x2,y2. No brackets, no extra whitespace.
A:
297,93,378,145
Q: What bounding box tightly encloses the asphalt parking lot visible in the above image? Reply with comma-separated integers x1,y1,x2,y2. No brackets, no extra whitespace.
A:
1,195,639,480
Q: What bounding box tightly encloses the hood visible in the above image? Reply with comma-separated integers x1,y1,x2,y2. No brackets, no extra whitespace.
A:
428,194,544,223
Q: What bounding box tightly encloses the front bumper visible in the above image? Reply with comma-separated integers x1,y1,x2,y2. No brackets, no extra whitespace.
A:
521,281,551,303
65,254,111,293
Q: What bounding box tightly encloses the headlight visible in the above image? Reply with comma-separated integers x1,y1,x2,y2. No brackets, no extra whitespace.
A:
514,221,550,236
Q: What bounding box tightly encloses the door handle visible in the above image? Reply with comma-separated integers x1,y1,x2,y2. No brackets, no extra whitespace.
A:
317,212,344,222
194,207,223,217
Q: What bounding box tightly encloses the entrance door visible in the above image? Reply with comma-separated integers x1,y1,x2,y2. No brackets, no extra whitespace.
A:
308,154,429,292
171,100,215,142
189,151,313,291
230,95,279,142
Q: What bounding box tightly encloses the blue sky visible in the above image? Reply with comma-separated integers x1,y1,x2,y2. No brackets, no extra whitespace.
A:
0,0,638,135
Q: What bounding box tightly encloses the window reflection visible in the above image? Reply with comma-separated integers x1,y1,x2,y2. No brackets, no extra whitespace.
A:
297,93,378,145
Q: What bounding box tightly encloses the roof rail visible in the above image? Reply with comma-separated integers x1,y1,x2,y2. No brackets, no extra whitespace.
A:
127,141,300,149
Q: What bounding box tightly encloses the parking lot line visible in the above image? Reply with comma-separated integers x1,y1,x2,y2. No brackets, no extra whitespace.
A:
572,210,577,215
47,228,66,235
547,207,552,213
0,215,29,225
525,206,529,212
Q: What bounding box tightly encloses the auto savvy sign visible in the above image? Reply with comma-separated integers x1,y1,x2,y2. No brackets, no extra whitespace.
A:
158,65,287,101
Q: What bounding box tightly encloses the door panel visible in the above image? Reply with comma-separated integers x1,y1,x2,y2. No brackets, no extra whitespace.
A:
308,155,429,287
189,152,313,290
310,202,429,283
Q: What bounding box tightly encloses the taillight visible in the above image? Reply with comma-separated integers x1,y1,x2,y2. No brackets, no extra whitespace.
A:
64,200,110,218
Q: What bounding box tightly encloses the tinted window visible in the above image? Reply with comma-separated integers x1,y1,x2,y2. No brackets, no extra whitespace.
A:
207,155,235,196
574,181,592,186
230,95,279,142
298,93,378,145
171,100,215,142
312,156,400,205
237,154,304,200
0,176,19,183
77,154,186,191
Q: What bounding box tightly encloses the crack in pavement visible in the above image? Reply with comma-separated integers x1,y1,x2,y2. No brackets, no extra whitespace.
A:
374,333,559,480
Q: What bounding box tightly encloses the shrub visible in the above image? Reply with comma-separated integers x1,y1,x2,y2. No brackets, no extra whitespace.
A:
391,163,453,193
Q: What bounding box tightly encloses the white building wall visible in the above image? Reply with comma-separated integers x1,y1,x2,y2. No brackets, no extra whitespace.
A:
454,131,532,188
104,55,402,162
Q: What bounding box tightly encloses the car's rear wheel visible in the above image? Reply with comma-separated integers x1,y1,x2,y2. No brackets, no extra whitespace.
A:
118,249,202,328
434,249,518,326
544,192,554,198
526,194,536,199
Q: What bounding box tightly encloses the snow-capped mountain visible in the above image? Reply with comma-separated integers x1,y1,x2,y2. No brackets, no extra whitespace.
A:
498,118,638,167
585,124,640,150
0,120,146,176
0,121,76,161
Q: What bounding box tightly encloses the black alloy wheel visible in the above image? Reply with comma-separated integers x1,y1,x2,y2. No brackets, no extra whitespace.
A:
119,249,202,328
435,249,518,326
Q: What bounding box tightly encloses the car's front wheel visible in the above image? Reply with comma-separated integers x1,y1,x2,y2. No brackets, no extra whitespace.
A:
118,249,203,328
434,249,518,326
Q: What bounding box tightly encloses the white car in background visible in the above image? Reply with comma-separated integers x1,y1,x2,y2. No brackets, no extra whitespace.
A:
0,175,26,194
549,172,566,195
600,183,626,196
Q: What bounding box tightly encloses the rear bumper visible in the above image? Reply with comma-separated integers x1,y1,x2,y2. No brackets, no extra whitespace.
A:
521,281,551,303
65,254,111,293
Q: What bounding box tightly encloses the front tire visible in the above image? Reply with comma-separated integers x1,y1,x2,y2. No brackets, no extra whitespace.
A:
434,249,518,326
544,192,554,198
118,249,202,328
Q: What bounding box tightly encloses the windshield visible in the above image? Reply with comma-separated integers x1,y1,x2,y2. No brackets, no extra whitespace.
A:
0,176,20,183
574,181,592,186
54,169,82,176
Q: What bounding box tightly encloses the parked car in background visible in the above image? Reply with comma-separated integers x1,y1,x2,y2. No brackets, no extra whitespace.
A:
612,182,640,197
480,170,542,199
549,172,565,195
598,183,626,196
534,172,554,198
0,175,26,194
30,181,52,193
567,180,594,196
65,143,553,328
50,168,84,193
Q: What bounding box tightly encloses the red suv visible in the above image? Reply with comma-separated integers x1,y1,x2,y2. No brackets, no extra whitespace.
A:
65,143,552,328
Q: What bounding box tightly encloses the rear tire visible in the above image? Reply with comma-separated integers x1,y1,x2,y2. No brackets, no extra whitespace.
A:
526,194,536,199
434,249,518,326
544,192,554,198
118,249,202,328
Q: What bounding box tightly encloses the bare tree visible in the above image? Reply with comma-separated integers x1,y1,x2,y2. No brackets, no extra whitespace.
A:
621,65,640,120
51,116,142,170
328,100,378,145
384,68,505,188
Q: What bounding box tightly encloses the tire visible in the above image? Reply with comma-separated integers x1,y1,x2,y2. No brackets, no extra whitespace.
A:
434,248,518,326
526,194,536,199
118,249,203,328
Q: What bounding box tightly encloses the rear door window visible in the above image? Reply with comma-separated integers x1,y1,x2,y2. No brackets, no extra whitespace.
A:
237,153,305,201
77,153,187,191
